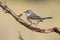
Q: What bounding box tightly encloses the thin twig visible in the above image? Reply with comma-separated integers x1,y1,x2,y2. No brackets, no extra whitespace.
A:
18,31,24,40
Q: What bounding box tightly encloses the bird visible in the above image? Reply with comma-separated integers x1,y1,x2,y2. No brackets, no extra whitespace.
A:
24,10,53,27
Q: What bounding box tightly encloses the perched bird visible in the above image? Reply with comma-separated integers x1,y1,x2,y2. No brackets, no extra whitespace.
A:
24,10,52,27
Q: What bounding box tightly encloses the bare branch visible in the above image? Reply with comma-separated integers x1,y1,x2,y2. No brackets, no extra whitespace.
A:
0,1,60,35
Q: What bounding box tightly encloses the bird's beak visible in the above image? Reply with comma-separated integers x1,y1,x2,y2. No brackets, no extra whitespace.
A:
24,11,26,13
24,12,25,13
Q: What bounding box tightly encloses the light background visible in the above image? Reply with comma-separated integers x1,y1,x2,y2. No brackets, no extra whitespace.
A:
0,0,60,40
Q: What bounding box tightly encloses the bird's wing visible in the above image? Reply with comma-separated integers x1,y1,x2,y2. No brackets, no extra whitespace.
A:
28,16,41,20
28,12,41,19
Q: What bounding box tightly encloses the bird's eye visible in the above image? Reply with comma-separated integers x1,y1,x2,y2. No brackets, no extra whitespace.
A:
28,13,29,14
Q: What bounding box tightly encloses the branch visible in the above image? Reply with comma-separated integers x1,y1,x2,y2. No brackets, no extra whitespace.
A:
0,1,60,35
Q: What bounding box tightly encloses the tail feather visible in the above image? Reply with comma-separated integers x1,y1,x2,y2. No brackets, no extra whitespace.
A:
39,17,52,22
41,17,53,20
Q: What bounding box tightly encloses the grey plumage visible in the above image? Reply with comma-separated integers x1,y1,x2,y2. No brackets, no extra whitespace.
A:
24,10,52,27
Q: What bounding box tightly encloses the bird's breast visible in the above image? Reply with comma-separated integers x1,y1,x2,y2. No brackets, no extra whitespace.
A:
26,13,31,17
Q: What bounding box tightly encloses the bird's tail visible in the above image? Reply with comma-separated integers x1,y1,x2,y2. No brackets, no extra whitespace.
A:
41,17,53,20
39,17,52,22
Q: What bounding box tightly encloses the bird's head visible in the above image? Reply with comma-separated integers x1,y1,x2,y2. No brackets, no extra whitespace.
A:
24,10,32,13
24,10,33,16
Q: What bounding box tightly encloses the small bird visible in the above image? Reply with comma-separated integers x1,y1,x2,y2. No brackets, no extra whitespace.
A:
24,10,52,27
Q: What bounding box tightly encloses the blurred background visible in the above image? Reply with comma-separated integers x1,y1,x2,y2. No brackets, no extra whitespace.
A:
0,0,60,40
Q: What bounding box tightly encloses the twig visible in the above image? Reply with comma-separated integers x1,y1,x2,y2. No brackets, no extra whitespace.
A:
18,31,24,40
0,1,60,35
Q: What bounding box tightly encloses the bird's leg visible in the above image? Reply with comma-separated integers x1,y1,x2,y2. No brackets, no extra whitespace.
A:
32,22,37,27
35,24,37,28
